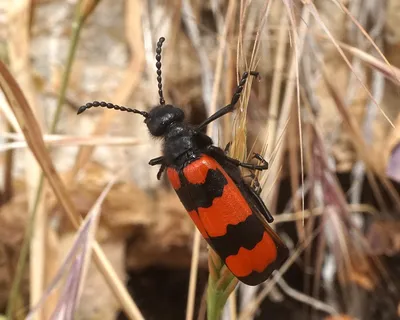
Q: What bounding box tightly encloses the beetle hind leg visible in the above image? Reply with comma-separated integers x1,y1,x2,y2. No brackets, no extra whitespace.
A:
225,152,269,171
244,171,262,195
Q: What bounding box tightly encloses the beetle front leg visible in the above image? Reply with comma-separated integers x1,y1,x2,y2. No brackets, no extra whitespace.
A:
149,156,166,180
149,156,164,166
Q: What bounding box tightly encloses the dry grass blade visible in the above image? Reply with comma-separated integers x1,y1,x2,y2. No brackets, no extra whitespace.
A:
332,0,400,84
281,2,304,227
186,230,201,320
7,1,46,317
0,134,141,152
0,94,22,133
0,60,144,320
261,5,309,232
1,86,22,203
2,122,14,202
305,1,394,128
0,90,22,203
26,174,117,319
272,204,377,225
333,40,400,85
265,7,287,157
79,0,102,22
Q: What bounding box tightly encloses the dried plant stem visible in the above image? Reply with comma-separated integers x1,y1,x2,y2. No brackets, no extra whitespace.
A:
6,1,101,319
6,175,44,320
265,8,287,156
228,292,237,320
6,1,44,319
7,2,48,320
3,121,15,202
277,276,338,315
186,230,201,320
305,1,394,128
0,52,14,203
288,112,301,227
50,18,82,132
262,6,309,213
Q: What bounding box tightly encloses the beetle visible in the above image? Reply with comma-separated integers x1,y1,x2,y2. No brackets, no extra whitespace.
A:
77,37,289,286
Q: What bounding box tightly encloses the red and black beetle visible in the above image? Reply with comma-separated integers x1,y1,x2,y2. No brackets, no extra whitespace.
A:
77,37,288,286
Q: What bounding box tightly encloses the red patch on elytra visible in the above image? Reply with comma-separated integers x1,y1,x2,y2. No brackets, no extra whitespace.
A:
197,181,252,237
182,155,253,237
183,155,219,184
225,232,277,277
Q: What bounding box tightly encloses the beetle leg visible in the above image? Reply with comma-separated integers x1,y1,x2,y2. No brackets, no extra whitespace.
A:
224,141,232,154
206,146,268,171
149,156,166,180
224,152,269,171
196,71,260,131
244,171,262,195
247,185,274,223
157,164,166,180
149,156,164,166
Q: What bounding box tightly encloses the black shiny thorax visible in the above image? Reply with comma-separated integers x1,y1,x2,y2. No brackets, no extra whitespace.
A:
162,121,213,169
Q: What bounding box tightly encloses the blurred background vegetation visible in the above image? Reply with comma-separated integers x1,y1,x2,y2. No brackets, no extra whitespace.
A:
0,0,400,319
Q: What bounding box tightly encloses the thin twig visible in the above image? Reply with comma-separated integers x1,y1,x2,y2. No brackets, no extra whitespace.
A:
277,276,338,315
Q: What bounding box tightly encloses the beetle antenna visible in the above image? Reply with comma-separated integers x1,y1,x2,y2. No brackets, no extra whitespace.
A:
156,37,166,105
77,101,148,118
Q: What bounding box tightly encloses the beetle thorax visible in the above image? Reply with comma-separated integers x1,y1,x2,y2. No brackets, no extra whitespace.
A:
162,123,198,166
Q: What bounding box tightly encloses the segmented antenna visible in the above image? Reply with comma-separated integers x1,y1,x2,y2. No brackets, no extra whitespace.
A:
156,37,166,105
77,101,148,117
